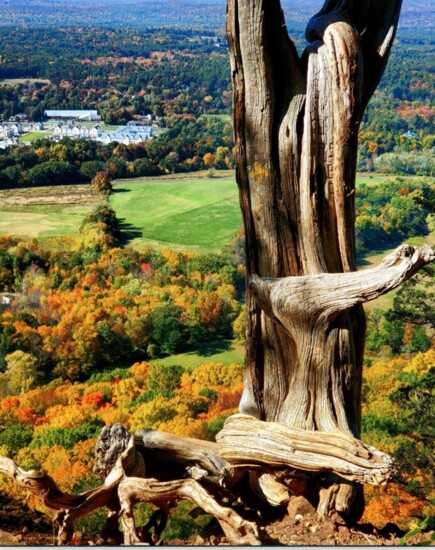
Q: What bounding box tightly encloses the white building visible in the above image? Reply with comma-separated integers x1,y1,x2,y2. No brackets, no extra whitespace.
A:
51,123,152,145
99,124,153,145
44,110,102,122
10,123,24,136
27,122,45,131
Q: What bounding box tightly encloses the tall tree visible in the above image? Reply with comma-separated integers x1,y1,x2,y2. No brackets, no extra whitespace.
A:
225,0,433,520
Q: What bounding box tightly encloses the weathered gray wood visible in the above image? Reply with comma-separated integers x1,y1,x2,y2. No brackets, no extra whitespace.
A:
0,430,259,545
118,476,261,545
0,448,125,544
217,414,395,485
226,0,411,519
135,428,237,485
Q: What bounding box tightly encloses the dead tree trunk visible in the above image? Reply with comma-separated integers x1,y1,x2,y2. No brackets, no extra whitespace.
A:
227,0,406,519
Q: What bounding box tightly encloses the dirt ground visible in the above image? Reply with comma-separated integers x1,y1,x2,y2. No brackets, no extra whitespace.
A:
1,491,433,547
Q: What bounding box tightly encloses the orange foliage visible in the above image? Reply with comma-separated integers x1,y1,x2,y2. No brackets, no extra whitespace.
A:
1,396,20,410
82,391,105,407
395,104,434,122
13,406,38,425
362,484,427,529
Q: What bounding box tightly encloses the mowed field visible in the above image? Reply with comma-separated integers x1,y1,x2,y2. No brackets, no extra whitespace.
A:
0,185,102,246
110,177,242,253
0,177,242,252
0,173,427,258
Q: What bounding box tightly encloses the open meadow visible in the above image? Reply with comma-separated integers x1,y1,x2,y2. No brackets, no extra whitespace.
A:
110,177,241,253
0,173,431,259
0,185,102,247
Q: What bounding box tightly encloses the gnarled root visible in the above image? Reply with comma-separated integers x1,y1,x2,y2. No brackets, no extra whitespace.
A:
118,476,261,545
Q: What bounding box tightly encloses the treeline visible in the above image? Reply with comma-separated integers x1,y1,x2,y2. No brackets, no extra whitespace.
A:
360,349,434,530
357,35,434,175
355,177,434,252
0,117,235,188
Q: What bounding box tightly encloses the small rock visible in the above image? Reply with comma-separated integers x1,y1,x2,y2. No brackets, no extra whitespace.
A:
287,495,316,518
295,514,303,521
22,527,29,534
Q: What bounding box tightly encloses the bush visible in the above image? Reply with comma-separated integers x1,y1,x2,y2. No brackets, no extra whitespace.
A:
30,420,103,450
0,425,33,457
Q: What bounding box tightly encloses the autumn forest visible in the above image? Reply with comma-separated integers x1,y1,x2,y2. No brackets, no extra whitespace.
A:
0,0,434,543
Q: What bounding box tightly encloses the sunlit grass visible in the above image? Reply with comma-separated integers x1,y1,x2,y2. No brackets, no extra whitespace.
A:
110,177,241,253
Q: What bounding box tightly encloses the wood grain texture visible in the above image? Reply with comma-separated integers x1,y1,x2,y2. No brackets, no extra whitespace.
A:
226,0,412,518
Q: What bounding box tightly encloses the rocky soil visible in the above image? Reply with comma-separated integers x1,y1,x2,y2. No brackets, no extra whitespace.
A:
0,492,432,546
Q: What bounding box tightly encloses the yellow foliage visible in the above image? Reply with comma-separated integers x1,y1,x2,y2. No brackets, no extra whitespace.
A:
130,398,176,431
112,378,143,408
15,445,51,471
82,381,112,398
180,372,193,394
364,357,407,383
97,403,131,428
190,363,243,391
403,349,435,376
158,417,212,440
162,249,181,272
129,361,151,382
216,283,236,301
362,357,407,417
44,403,89,428
42,445,72,492
166,394,208,418
0,444,10,458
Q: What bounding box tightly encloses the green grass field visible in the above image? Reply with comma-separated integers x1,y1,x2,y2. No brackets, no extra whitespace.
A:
149,340,244,371
19,131,48,143
0,185,102,244
355,173,391,185
110,177,242,253
0,203,97,239
0,173,429,259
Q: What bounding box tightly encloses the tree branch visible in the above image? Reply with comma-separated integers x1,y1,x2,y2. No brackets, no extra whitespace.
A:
249,245,435,327
306,0,403,111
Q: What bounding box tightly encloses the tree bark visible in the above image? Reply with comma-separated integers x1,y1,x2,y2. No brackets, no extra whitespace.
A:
227,0,407,518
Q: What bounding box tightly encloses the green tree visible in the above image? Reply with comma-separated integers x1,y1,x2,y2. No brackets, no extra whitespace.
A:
387,264,435,329
146,363,185,393
149,303,185,355
0,350,39,396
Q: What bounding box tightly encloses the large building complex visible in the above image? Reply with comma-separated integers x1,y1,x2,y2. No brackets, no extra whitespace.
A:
44,110,102,121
